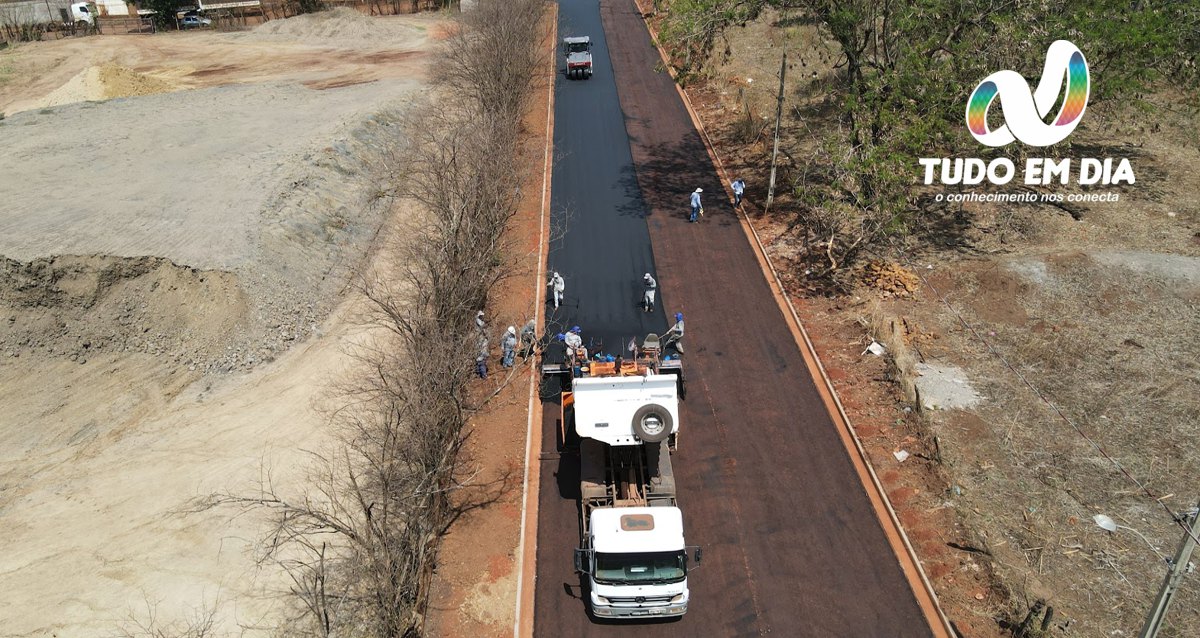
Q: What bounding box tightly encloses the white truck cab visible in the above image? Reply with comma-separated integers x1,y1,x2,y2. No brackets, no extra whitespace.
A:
576,506,698,618
70,2,96,24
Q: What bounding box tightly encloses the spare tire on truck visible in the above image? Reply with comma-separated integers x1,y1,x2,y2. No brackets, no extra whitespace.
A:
632,403,673,443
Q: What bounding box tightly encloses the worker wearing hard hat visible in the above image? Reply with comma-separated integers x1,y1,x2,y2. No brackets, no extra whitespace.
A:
665,312,685,354
562,325,586,365
689,188,703,222
501,325,518,368
548,271,565,309
642,273,657,313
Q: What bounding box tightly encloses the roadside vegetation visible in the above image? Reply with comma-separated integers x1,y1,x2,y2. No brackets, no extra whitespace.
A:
656,0,1198,277
194,1,546,635
650,1,1200,635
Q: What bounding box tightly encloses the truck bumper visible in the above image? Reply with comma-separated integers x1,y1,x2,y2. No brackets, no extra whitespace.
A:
590,601,687,619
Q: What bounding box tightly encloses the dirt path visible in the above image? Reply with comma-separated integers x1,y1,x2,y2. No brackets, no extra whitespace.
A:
0,10,440,116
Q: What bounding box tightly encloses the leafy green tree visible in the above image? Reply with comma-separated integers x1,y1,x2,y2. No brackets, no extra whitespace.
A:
137,0,180,30
656,0,1198,276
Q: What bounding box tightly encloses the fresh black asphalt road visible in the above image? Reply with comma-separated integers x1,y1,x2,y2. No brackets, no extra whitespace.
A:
544,0,668,350
533,0,937,635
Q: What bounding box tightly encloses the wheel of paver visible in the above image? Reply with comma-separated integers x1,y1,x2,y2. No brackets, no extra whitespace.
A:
631,403,672,443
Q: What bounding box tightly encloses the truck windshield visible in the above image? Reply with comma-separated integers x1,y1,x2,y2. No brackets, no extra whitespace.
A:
594,550,686,585
567,43,590,54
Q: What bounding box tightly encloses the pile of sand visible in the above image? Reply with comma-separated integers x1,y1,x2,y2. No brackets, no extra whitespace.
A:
26,63,177,110
97,63,177,98
242,7,426,47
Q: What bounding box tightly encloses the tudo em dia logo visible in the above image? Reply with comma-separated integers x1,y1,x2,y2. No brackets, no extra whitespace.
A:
920,40,1134,191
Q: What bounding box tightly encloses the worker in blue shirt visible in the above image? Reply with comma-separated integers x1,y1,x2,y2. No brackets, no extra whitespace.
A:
731,178,746,207
665,312,685,353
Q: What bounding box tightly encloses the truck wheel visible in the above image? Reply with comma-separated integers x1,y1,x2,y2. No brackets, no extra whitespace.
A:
632,404,672,443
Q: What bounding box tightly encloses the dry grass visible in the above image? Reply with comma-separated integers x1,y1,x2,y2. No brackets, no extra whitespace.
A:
929,254,1200,635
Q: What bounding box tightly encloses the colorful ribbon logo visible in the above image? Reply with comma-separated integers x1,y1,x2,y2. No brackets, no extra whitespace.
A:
966,40,1089,147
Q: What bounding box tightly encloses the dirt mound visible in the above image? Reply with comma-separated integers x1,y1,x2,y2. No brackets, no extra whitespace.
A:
0,255,267,372
30,66,107,109
24,63,177,111
859,260,920,296
97,63,176,99
244,8,426,47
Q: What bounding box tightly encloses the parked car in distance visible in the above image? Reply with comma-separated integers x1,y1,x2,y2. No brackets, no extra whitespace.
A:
181,15,212,28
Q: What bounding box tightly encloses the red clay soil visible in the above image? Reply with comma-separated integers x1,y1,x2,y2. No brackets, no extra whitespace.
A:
791,295,1008,637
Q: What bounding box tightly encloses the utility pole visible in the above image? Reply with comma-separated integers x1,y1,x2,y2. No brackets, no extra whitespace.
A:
765,50,786,213
1139,500,1200,638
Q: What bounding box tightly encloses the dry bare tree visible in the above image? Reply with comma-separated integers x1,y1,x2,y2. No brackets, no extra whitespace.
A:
0,3,46,42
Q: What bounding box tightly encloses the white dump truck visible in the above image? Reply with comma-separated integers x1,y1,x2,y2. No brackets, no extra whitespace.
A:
69,2,96,25
562,36,594,79
544,335,699,619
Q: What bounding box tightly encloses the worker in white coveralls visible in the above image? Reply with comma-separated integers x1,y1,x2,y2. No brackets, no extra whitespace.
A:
564,325,585,364
642,273,657,312
548,271,565,309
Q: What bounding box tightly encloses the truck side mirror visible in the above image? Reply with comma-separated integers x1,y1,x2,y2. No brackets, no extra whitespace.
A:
693,547,703,565
573,548,588,574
